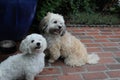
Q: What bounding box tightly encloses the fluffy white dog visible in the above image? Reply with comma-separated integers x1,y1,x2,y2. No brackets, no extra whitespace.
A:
0,33,47,80
39,12,100,67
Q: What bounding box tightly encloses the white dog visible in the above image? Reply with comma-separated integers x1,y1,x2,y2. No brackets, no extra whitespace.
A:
0,33,47,80
39,12,99,67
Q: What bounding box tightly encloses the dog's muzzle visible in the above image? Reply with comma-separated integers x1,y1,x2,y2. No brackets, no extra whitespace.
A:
49,26,65,36
35,42,41,49
50,29,61,35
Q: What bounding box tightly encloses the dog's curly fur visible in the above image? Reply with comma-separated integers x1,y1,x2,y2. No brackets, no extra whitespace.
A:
39,12,99,67
0,34,47,80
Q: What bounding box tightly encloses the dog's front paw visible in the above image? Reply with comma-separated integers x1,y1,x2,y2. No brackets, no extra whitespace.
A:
48,59,55,63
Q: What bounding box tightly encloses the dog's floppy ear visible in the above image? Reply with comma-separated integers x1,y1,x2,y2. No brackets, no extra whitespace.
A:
19,37,32,54
39,18,48,34
41,36,47,51
19,39,27,53
39,12,52,34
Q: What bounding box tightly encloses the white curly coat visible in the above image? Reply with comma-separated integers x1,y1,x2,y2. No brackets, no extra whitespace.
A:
0,33,47,80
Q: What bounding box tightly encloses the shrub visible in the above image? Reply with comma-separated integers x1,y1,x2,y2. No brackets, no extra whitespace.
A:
36,0,62,20
68,12,120,25
34,0,120,25
36,0,94,20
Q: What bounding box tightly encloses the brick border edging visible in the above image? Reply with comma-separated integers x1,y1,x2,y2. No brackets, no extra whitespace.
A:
66,24,120,27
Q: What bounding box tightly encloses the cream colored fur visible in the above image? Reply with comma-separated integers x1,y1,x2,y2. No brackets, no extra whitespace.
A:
39,12,100,67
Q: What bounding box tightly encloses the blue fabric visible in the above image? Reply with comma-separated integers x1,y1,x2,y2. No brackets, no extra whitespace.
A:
0,0,37,41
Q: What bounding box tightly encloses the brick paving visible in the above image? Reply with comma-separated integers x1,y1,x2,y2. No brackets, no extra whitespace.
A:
1,27,120,80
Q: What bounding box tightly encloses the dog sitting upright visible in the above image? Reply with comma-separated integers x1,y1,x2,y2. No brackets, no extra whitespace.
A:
0,34,47,80
39,12,100,67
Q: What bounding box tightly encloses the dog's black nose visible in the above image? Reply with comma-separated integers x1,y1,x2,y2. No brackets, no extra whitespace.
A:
36,42,40,46
58,26,62,29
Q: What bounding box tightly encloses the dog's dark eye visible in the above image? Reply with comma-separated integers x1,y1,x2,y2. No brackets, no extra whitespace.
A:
31,40,34,43
53,21,57,24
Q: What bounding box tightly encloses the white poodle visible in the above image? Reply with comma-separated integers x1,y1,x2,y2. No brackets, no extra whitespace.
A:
0,33,47,80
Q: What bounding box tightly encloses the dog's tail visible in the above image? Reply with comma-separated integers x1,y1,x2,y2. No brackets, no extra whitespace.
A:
87,53,100,64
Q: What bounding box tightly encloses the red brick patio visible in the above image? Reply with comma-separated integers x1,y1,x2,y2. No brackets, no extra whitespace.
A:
36,27,120,80
1,27,120,80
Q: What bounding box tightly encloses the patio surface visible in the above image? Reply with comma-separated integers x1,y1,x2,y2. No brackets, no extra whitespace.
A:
1,26,120,80
36,27,120,80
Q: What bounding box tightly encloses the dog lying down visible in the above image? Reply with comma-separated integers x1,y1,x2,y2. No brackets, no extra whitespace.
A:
39,12,100,67
0,33,47,80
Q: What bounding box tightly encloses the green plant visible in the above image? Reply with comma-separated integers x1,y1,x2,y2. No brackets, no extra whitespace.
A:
36,0,95,20
68,12,120,25
34,0,120,26
36,0,62,20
